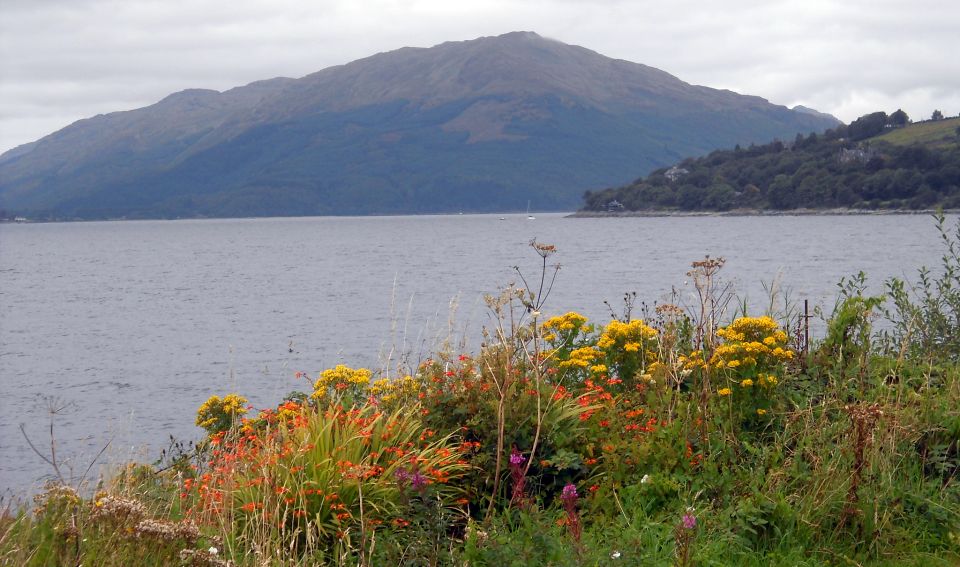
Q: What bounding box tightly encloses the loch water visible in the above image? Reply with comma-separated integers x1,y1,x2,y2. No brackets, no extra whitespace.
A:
0,213,947,495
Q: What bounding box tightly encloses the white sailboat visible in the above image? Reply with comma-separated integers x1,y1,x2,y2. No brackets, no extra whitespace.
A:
526,200,535,220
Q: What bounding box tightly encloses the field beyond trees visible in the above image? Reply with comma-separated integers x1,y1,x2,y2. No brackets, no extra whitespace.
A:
3,217,960,566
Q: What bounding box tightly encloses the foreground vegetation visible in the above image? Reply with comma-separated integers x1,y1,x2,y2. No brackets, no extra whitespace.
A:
583,112,960,212
3,219,960,566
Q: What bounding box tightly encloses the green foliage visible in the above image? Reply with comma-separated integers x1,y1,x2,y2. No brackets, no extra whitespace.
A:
880,212,960,363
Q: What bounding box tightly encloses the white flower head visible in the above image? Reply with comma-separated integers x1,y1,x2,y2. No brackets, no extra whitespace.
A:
611,550,622,559
640,474,650,484
208,547,219,556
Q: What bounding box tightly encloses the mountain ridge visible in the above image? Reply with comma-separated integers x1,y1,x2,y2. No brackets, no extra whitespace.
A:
0,31,840,219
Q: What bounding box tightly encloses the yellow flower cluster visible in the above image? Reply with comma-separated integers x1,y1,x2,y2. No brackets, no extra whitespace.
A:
558,346,601,369
679,350,706,371
716,316,787,344
368,375,422,404
543,312,588,332
541,312,592,342
597,319,658,351
756,373,779,386
195,393,248,433
709,316,794,371
312,364,373,399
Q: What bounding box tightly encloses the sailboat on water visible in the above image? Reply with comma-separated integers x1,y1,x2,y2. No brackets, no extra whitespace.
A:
526,200,535,220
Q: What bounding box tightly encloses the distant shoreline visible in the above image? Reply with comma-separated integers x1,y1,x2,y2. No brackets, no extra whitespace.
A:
3,208,958,225
568,207,960,218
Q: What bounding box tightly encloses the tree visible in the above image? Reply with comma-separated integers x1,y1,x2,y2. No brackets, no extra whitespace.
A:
889,109,909,127
932,109,944,121
701,183,738,211
848,111,888,140
768,174,796,209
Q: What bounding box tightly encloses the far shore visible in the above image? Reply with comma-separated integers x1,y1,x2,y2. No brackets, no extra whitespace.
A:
3,207,959,225
568,207,960,218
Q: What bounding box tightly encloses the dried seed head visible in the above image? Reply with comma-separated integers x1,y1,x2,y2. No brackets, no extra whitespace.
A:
90,495,148,524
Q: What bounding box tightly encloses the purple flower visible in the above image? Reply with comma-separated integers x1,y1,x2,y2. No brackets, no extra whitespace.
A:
409,470,427,491
396,466,427,492
560,483,582,542
682,513,697,530
509,448,526,466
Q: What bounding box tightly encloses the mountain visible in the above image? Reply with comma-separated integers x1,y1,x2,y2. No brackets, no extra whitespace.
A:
580,113,960,213
0,31,840,219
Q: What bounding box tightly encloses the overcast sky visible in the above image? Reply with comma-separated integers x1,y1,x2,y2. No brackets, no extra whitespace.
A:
1,0,958,154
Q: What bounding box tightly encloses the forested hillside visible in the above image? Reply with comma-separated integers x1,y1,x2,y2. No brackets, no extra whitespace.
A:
583,112,960,212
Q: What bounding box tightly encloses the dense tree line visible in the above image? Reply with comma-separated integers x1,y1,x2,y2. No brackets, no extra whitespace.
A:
583,111,960,212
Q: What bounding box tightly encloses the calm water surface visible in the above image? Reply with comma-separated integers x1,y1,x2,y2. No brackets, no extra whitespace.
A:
0,213,945,494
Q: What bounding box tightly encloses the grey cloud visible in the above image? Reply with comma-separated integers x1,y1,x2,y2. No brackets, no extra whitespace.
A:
1,0,958,152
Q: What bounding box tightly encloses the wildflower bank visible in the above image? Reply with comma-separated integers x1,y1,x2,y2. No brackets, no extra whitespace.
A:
5,228,960,566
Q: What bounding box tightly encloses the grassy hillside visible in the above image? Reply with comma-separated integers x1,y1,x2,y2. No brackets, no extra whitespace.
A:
872,117,960,148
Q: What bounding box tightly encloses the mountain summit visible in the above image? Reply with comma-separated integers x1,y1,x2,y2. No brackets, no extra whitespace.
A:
0,32,838,219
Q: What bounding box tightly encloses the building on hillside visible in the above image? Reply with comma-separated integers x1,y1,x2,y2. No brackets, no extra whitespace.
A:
838,147,877,165
665,166,689,183
606,200,625,212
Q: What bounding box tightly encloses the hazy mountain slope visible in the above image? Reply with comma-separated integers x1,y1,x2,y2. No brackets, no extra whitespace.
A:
0,32,839,219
